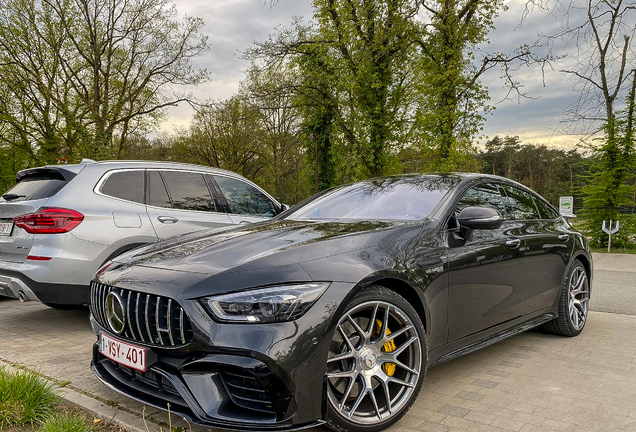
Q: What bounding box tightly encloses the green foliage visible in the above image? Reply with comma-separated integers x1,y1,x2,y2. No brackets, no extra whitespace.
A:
38,413,89,432
479,136,592,206
414,0,505,169
0,0,209,169
0,367,58,428
580,73,636,248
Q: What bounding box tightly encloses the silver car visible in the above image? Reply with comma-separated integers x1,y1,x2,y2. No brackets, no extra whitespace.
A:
0,160,285,307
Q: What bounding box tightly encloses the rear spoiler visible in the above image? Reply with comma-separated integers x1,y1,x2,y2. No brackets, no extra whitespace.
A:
15,164,86,183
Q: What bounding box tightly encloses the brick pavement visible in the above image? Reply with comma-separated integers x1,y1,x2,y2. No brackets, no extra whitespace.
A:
1,295,635,432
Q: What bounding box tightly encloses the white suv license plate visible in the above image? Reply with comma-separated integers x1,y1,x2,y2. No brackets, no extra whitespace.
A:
0,222,13,236
100,333,147,371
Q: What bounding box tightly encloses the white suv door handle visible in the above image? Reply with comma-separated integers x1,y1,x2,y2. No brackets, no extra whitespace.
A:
157,216,179,224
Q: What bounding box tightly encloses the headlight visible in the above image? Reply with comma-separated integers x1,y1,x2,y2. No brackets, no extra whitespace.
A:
202,282,330,323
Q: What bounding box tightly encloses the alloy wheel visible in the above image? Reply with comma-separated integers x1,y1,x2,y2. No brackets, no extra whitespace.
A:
568,267,589,330
326,301,422,425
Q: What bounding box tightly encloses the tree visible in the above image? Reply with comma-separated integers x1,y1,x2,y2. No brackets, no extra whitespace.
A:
529,0,636,245
414,0,550,170
242,64,308,203
175,97,266,180
479,135,592,206
0,0,209,168
0,0,80,165
251,0,549,177
45,0,209,158
248,1,421,180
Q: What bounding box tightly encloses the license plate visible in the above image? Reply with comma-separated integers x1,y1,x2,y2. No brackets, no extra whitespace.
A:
99,333,147,371
0,222,13,236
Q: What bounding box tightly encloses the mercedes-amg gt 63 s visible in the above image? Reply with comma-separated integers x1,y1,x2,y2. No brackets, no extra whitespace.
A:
89,173,592,432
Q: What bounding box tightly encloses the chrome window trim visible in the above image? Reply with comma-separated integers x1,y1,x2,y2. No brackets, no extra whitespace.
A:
93,167,281,214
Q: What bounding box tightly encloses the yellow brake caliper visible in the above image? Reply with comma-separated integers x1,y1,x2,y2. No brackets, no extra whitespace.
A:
375,319,396,376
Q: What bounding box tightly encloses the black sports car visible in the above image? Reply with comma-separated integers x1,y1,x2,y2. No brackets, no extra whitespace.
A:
90,173,592,432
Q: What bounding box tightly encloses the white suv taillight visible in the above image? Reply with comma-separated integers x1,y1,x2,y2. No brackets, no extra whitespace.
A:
14,208,84,234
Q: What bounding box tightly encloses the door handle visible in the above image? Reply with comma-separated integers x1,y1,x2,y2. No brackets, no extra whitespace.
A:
157,216,179,224
239,221,251,225
506,238,521,249
558,234,570,242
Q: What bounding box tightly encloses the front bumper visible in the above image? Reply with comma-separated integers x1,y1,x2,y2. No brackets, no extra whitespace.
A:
89,281,354,430
92,344,323,431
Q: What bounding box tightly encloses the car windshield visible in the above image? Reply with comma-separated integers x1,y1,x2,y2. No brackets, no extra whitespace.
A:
287,176,459,221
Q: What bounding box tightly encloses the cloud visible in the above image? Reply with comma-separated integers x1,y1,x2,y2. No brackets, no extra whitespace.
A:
160,0,601,149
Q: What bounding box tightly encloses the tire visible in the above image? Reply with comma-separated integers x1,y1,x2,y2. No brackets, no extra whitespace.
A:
326,285,427,432
541,259,590,337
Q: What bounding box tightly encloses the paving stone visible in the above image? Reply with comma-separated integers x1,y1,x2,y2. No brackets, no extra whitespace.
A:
473,379,500,389
438,404,471,418
2,300,636,432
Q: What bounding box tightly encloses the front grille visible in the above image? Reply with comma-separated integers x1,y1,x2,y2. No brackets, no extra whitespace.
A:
219,367,275,415
91,282,194,347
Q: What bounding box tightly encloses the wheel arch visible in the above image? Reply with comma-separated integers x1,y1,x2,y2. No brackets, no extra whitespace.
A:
572,252,593,294
358,276,430,336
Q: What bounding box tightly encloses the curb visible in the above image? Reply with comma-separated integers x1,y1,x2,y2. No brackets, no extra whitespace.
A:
58,386,151,432
2,362,157,432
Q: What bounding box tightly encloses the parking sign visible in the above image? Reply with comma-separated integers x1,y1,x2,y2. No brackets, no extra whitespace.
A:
559,196,574,216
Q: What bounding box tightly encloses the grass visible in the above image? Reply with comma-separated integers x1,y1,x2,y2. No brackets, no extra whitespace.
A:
591,247,636,254
0,367,126,432
0,367,58,428
38,414,89,432
0,365,185,432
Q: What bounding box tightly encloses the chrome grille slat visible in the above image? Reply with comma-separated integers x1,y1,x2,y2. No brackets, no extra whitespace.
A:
145,294,152,343
98,284,105,325
125,289,134,339
90,282,192,348
179,307,185,344
167,299,175,346
135,292,145,343
155,297,164,345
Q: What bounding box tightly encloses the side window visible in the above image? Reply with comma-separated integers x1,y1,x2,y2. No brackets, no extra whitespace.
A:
100,171,144,204
161,171,216,212
213,176,276,217
533,196,560,220
454,183,507,219
148,171,171,208
501,185,540,220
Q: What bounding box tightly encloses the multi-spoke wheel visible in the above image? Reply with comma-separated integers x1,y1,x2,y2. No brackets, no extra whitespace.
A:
542,260,590,337
326,286,426,432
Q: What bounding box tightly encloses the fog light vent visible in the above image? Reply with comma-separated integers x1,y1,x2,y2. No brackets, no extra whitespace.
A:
219,367,275,415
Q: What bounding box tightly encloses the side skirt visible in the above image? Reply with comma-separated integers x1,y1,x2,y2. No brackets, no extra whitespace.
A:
429,313,556,367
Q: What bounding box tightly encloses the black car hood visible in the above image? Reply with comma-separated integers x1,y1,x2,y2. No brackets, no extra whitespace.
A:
113,219,418,276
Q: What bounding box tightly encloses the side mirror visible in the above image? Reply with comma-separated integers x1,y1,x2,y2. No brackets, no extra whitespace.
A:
458,206,503,230
280,204,290,213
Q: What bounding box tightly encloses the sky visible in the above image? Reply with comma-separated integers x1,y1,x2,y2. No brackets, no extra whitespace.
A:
159,0,600,149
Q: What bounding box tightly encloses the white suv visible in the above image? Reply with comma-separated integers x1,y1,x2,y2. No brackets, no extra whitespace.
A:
0,160,285,307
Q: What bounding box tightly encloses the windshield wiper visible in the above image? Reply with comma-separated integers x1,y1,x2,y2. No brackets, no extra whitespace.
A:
1,193,27,201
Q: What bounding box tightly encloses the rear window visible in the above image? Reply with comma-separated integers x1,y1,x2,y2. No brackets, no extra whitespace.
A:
100,170,145,204
2,171,69,202
533,196,560,220
501,185,540,220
